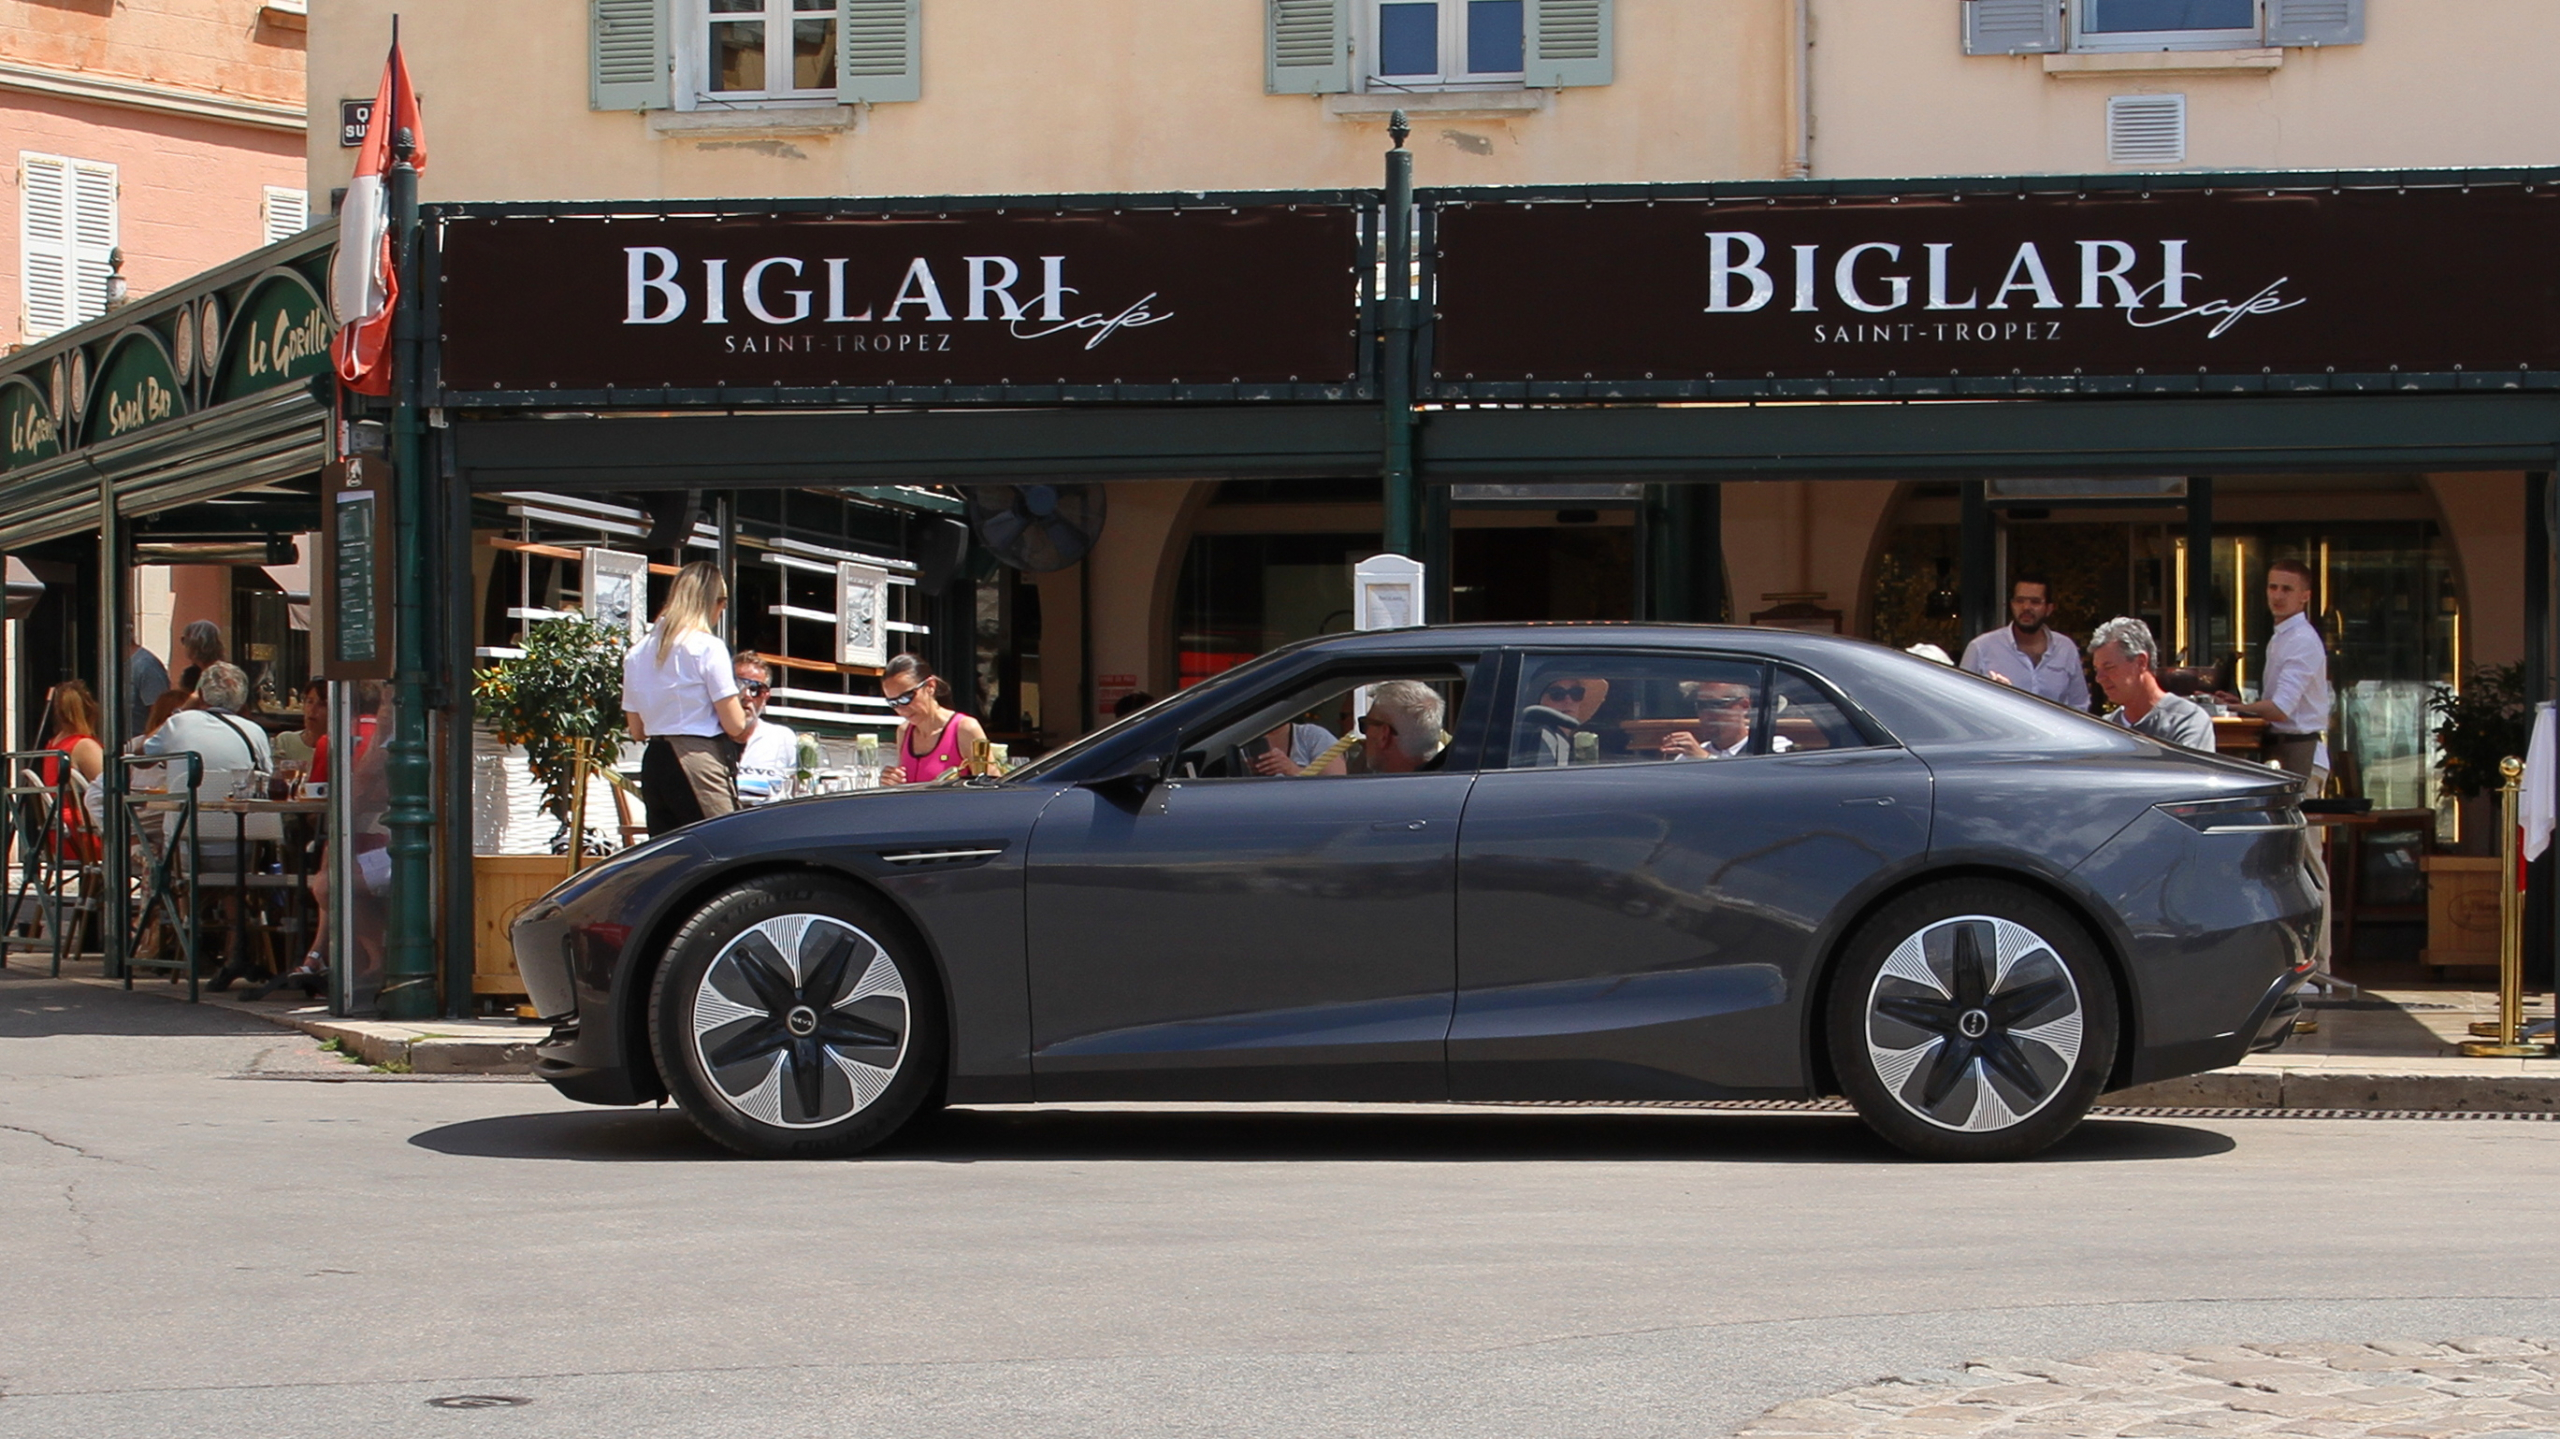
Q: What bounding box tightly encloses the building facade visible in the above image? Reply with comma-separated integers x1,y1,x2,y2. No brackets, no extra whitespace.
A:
297,0,2544,829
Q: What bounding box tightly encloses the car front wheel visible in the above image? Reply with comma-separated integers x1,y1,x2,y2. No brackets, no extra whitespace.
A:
1827,880,2118,1161
648,873,944,1159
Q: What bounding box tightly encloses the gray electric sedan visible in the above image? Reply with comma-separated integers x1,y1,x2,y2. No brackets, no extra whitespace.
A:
512,624,2320,1161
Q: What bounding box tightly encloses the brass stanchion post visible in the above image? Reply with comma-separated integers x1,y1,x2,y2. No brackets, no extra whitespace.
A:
2461,757,2554,1057
566,737,592,875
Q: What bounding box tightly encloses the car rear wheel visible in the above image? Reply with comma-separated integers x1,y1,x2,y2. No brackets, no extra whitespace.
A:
648,873,944,1159
1827,880,2118,1161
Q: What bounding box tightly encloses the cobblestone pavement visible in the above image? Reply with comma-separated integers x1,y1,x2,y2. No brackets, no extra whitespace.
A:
1737,1339,2560,1438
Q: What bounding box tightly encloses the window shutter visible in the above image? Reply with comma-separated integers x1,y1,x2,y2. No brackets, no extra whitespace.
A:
69,161,117,322
19,154,72,341
1266,0,1350,96
1962,0,2061,55
1524,0,1612,88
263,186,310,246
590,0,670,111
838,0,921,104
2266,0,2363,46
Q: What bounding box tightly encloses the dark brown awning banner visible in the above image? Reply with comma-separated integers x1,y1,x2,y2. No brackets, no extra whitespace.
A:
1427,181,2560,395
436,205,1363,398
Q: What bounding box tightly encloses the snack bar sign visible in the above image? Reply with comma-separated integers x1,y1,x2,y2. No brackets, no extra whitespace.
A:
436,206,1362,395
1428,184,2560,387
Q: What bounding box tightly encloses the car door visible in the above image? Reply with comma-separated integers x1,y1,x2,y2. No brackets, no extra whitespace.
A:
1023,655,1490,1101
1450,651,1933,1100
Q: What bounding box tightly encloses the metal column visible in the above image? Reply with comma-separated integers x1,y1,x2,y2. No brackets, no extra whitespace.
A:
2184,476,2216,668
1958,480,1997,645
1379,112,1421,562
380,120,436,1019
1642,482,1725,622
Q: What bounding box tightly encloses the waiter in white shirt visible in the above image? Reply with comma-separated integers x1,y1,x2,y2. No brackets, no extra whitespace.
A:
1961,575,2090,712
2219,557,2331,783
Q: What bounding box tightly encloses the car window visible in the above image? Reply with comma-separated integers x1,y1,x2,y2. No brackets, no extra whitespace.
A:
1512,653,1773,767
1177,663,1473,780
1769,668,1881,753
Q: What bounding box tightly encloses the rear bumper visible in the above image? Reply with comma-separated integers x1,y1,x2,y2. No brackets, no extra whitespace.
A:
534,1052,657,1107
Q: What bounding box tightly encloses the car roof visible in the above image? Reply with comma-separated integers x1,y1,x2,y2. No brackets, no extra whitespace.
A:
1282,622,1875,662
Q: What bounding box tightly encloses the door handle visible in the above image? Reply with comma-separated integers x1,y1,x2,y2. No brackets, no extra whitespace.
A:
1841,795,1898,807
1371,820,1429,831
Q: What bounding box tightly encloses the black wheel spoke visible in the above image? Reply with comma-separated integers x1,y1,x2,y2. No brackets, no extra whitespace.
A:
817,1011,900,1049
1947,924,1993,1009
1988,973,2068,1028
728,936,799,1013
789,1037,830,1118
1918,1037,1975,1108
1875,994,1958,1034
706,1016,790,1069
798,925,861,1008
1979,1034,2050,1102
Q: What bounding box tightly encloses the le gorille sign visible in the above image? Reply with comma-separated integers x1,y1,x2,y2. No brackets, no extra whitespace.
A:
435,205,1362,397
1427,181,2560,391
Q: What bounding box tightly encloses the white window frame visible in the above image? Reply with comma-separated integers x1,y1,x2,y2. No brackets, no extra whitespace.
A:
261,186,310,246
680,0,840,110
2070,0,2264,53
1362,0,1528,93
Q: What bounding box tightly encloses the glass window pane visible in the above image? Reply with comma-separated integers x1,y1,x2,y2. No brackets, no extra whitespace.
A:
1770,670,1873,753
1515,655,1768,767
2084,0,2256,33
707,0,760,10
793,17,838,90
1466,0,1524,74
711,19,767,91
1378,2,1440,77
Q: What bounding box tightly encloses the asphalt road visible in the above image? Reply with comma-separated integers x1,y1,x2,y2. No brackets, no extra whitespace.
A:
4,969,2557,1439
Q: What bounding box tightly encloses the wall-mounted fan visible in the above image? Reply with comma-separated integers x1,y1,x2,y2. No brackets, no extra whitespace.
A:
966,483,1107,572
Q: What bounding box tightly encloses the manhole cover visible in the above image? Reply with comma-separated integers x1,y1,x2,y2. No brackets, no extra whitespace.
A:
425,1395,533,1410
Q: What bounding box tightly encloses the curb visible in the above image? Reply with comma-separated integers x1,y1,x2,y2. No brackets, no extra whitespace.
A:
272,1015,539,1075
2105,1068,2560,1114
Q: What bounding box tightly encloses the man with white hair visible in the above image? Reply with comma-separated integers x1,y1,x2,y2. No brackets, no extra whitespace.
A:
2088,616,2215,751
1356,680,1447,774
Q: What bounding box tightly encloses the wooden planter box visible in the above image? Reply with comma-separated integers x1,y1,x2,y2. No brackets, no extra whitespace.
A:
2419,854,2502,977
472,854,574,999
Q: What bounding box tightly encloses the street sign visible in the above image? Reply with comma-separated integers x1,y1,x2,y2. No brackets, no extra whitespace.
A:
434,204,1365,399
1427,179,2560,396
340,98,373,148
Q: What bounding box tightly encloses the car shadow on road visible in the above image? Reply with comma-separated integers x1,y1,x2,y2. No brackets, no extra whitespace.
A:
408,1105,2237,1165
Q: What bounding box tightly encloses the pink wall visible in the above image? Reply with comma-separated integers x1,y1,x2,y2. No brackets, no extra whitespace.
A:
3,94,306,345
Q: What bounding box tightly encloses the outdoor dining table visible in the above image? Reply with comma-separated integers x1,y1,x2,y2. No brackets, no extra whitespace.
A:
132,794,329,988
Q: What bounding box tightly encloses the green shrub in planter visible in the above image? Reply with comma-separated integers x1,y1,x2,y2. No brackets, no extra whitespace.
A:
2428,662,2530,802
473,615,630,848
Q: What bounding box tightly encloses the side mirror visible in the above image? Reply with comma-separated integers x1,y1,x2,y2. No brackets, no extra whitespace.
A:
1078,754,1165,799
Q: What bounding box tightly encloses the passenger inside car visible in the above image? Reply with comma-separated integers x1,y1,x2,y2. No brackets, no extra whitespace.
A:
1661,677,1777,760
1347,679,1448,774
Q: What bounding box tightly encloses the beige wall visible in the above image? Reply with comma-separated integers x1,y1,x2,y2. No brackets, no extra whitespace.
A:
1813,3,2560,179
306,0,1792,203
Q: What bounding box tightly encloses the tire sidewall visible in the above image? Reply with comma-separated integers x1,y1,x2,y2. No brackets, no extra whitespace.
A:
648,873,946,1159
1827,879,2119,1161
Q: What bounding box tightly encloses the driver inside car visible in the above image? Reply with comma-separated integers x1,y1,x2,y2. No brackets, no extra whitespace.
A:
1522,674,1610,766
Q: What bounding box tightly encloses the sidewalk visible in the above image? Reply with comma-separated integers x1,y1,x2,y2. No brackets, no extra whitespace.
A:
18,959,2560,1109
37,958,542,1075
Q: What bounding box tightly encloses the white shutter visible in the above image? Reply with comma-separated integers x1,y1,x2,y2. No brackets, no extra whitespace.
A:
1963,0,2061,55
2266,0,2364,46
838,0,921,104
263,186,310,245
591,0,671,111
69,160,117,322
2107,94,2186,166
1524,0,1611,88
19,153,73,341
1266,0,1351,96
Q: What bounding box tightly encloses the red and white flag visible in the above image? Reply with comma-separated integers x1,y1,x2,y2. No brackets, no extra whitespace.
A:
331,34,427,397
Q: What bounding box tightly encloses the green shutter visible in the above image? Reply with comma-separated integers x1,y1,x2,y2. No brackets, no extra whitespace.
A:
838,0,921,104
2266,0,2363,46
1524,0,1612,89
591,0,670,111
1267,0,1351,96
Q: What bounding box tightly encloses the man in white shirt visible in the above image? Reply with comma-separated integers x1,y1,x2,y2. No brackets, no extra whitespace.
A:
730,652,800,799
2219,557,2332,783
1663,677,1791,759
1961,575,2090,712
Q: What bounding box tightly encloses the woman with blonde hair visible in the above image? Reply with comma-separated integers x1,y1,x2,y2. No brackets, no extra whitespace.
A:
622,560,759,833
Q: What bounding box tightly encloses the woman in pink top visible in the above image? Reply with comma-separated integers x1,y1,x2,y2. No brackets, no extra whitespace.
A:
879,654,987,785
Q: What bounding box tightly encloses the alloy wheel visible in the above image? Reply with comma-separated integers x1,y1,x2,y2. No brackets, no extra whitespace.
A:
689,913,909,1129
1863,914,2084,1132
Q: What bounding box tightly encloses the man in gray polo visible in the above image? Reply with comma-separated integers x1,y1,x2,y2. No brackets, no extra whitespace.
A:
2089,616,2215,751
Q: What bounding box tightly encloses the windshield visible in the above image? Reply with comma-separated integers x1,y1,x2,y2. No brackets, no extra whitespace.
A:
1000,652,1292,783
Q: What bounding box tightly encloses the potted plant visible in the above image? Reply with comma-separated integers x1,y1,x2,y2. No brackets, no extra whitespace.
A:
2420,663,2532,974
468,615,631,1002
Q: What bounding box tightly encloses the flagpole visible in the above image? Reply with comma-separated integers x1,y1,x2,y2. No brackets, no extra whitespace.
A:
380,25,437,1020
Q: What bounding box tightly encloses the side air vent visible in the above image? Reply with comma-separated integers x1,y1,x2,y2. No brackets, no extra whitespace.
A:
875,845,1006,869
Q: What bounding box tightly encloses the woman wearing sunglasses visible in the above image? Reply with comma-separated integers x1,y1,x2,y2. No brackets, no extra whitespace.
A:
621,561,760,833
878,653,987,786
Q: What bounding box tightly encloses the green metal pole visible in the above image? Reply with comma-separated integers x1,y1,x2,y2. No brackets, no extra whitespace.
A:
1380,112,1419,560
380,122,435,1019
98,470,128,981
